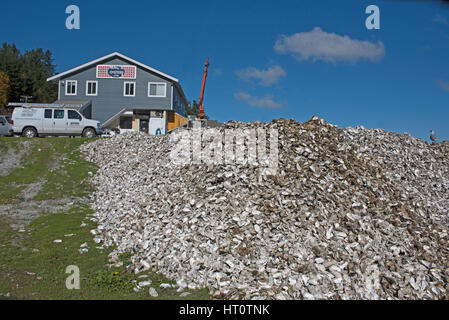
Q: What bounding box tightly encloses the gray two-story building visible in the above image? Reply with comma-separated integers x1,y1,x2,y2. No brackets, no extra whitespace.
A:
46,52,189,134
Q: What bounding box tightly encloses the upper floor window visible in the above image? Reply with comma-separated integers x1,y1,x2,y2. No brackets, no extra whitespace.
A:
124,82,136,97
148,82,166,97
86,81,98,96
174,90,179,105
66,80,77,96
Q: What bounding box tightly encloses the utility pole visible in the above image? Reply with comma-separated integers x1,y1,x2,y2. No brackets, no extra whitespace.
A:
20,95,33,103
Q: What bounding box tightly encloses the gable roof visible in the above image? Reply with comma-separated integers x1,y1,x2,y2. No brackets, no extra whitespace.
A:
46,52,179,82
47,52,189,106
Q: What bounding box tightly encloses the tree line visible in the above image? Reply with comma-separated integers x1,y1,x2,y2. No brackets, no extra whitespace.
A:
0,43,58,114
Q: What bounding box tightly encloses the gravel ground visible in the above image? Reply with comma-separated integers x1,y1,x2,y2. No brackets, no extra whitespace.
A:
0,141,32,177
0,197,89,231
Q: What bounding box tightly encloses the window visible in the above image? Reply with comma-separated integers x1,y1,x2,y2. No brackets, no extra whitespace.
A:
151,111,163,118
174,90,179,106
86,81,98,96
124,82,136,97
66,80,77,95
54,110,65,119
44,110,52,119
119,117,133,129
68,110,82,120
148,83,166,97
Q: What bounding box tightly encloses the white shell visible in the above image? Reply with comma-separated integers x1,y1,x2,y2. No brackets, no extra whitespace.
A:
80,118,449,300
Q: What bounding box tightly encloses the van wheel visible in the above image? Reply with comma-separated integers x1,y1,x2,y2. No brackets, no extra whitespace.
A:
82,128,96,138
22,127,38,138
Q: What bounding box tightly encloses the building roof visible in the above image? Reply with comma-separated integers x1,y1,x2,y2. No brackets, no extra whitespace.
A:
8,102,87,109
46,52,189,107
47,52,178,82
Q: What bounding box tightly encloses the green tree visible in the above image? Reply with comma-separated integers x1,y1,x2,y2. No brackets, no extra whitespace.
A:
0,71,11,113
0,43,22,103
185,100,200,117
185,100,210,120
21,48,58,103
0,43,58,105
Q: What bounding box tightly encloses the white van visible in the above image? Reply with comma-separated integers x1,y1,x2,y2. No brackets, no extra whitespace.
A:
12,107,101,138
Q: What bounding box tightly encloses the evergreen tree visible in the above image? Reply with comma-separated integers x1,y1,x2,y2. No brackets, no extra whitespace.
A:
0,43,58,105
0,71,10,114
0,43,22,103
185,100,210,120
21,48,58,103
186,100,200,117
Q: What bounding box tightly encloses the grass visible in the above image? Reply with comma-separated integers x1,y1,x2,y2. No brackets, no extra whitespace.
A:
0,137,97,204
0,207,209,300
0,137,210,300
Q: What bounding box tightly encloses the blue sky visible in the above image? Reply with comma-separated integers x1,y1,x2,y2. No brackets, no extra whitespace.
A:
1,0,448,141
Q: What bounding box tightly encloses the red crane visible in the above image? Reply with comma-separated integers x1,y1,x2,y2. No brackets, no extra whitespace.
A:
197,58,209,119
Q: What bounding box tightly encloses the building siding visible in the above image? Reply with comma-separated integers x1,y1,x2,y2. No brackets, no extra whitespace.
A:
58,57,178,125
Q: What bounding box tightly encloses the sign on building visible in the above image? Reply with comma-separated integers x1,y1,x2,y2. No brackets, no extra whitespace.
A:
96,65,137,79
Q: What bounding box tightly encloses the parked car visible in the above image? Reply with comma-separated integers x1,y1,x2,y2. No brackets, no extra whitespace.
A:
0,115,13,137
12,107,101,138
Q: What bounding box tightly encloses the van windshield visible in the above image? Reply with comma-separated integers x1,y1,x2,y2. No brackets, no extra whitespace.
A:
68,110,82,120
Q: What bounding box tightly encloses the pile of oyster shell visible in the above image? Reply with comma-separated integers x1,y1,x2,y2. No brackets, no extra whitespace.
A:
81,117,448,300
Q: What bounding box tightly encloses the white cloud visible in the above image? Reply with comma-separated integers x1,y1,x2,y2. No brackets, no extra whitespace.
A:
236,65,286,86
234,92,282,109
213,68,223,76
274,27,385,64
436,79,449,92
433,13,447,24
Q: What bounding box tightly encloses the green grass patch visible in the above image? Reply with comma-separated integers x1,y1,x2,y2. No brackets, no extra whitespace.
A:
0,138,22,153
0,206,209,300
0,138,97,204
34,140,97,201
0,137,210,300
1,139,53,185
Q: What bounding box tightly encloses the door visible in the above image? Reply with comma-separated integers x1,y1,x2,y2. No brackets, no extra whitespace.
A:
42,109,54,134
149,118,165,135
53,110,67,134
67,110,83,135
139,119,149,134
